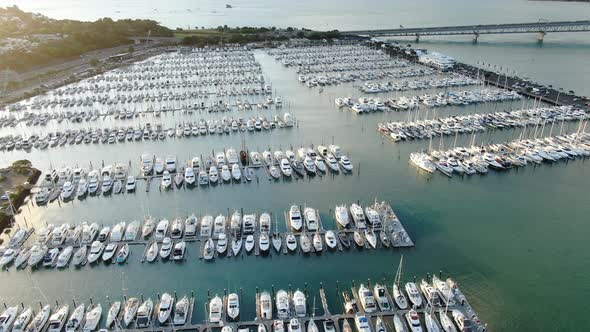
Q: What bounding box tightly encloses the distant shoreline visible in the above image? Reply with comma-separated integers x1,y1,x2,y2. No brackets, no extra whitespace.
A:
530,0,589,2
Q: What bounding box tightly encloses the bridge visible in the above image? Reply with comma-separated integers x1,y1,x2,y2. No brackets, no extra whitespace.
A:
342,20,590,43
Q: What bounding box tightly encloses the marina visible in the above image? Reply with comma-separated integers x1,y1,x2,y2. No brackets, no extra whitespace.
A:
0,5,588,327
0,268,486,332
0,201,412,271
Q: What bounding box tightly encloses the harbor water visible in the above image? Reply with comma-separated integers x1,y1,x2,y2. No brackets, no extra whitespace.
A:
0,1,589,331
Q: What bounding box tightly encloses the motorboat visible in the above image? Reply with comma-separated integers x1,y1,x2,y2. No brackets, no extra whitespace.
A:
203,238,215,260
364,229,377,249
105,302,121,329
125,176,136,192
324,230,337,249
353,230,365,247
312,232,323,252
101,243,117,262
76,179,88,197
198,171,209,185
451,310,473,332
60,181,75,200
208,167,219,184
82,304,101,332
323,320,336,332
299,233,311,253
308,319,319,332
123,220,139,241
406,309,423,332
242,214,255,234
141,154,154,175
97,226,110,242
110,222,126,242
269,166,280,179
424,312,441,332
354,314,372,332
155,219,170,240
276,290,290,319
365,207,381,227
51,224,68,246
394,315,408,332
271,233,282,252
432,275,455,306
200,215,213,238
292,290,306,317
47,305,69,332
259,233,270,252
11,307,32,332
259,291,272,320
173,296,189,325
227,293,239,321
14,247,31,269
289,205,302,231
405,282,423,308
87,241,104,264
145,242,158,262
26,305,51,332
274,320,285,332
231,236,242,256
161,171,172,189
288,318,302,332
209,296,222,323
172,241,186,260
373,284,391,311
216,233,228,254
170,218,184,239
116,243,129,263
0,306,18,332
81,223,99,244
213,215,226,237
72,246,87,266
65,303,86,332
244,235,255,253
357,284,377,313
285,233,297,252
339,155,353,172
303,207,318,231
380,230,391,248
0,248,18,267
56,246,73,268
438,312,457,332
279,159,292,177
157,293,174,324
100,166,113,195
350,204,367,229
28,245,48,267
123,298,140,327
184,215,198,237
42,248,59,267
325,153,339,173
142,217,156,238
335,205,350,228
136,299,154,328
184,167,196,185
159,237,173,259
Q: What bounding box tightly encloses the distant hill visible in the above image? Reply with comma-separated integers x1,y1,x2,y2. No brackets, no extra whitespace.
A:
0,5,173,71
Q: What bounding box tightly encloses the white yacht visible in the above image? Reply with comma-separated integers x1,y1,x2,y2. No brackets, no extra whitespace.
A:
286,233,297,252
155,219,170,240
28,245,48,267
141,154,154,175
159,237,173,259
161,171,172,189
165,156,177,173
56,246,73,268
259,292,272,320
339,155,353,172
60,182,75,200
226,293,239,321
184,167,196,185
136,299,154,328
157,293,174,324
303,207,318,231
0,306,18,332
259,232,270,252
292,290,306,317
27,305,51,332
110,222,126,242
335,205,350,228
185,215,198,237
125,176,136,192
170,218,184,239
0,248,18,267
279,159,292,177
358,284,377,313
209,296,222,323
350,204,367,229
289,205,302,231
86,241,104,264
172,241,186,260
275,290,290,319
288,318,302,332
101,243,117,262
244,235,255,253
124,220,140,241
42,248,59,267
324,230,338,249
11,307,32,332
173,297,189,326
208,167,219,184
82,304,101,332
122,298,139,327
216,233,227,254
354,314,372,332
406,310,423,332
200,215,213,238
405,282,423,308
373,284,391,311
47,305,69,332
105,302,121,329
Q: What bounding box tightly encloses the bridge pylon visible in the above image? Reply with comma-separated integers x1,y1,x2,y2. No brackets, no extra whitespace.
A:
537,31,546,43
472,32,479,44
415,33,420,43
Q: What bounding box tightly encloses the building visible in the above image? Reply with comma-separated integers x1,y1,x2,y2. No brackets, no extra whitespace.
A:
418,51,456,70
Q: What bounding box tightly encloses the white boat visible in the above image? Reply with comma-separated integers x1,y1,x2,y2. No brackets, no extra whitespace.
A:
26,305,51,332
125,176,136,192
56,246,73,268
142,217,156,238
0,248,18,267
157,293,174,324
312,232,323,251
110,222,126,242
244,235,255,253
438,312,457,332
271,233,282,253
209,296,222,323
216,233,227,254
424,312,441,332
303,207,318,231
259,292,272,320
145,242,158,262
72,246,87,266
28,245,48,267
280,159,292,177
87,241,104,264
172,241,186,260
116,243,129,263
42,248,59,267
14,247,31,269
292,290,306,317
159,237,173,259
376,317,387,332
105,302,121,329
231,164,241,181
60,181,75,200
200,216,213,238
185,215,198,237
161,171,172,189
451,310,472,332
208,167,219,184
231,236,242,256
124,220,140,241
122,298,139,327
299,233,311,253
47,305,69,332
136,299,154,328
405,282,423,308
339,155,353,172
97,226,110,242
101,243,117,262
82,304,101,332
285,233,297,252
173,296,189,325
373,284,391,311
323,320,336,332
354,314,372,332
288,318,301,332
274,320,285,332
11,307,32,332
259,233,270,252
81,223,99,244
203,238,215,260
275,290,290,319
227,293,239,321
289,205,302,231
365,229,377,249
0,306,18,332
170,218,184,239
358,284,377,313
335,205,350,228
365,207,381,227
184,167,196,185
394,315,408,332
213,215,226,237
155,219,170,240
324,230,337,249
406,310,423,332
76,179,88,197
308,319,319,332
350,204,366,229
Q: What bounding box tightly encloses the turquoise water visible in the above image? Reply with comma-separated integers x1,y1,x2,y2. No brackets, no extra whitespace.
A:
0,50,589,331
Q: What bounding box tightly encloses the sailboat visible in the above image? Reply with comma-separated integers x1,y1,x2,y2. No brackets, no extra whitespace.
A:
393,255,409,310
271,214,282,252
